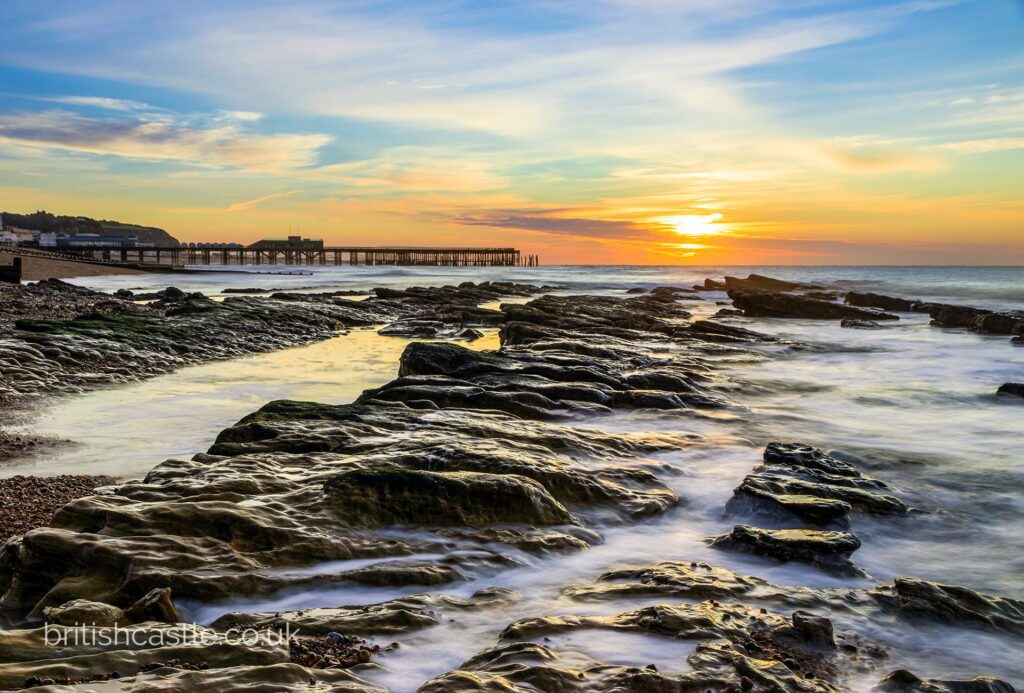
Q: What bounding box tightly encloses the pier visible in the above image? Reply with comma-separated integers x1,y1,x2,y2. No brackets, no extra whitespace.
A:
47,246,538,268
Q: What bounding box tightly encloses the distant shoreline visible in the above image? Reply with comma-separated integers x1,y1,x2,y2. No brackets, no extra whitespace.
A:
1,250,145,281
0,251,284,281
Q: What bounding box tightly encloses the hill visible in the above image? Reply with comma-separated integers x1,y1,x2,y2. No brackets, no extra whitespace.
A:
1,210,180,246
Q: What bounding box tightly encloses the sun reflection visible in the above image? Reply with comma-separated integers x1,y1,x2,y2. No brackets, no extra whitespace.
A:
658,212,724,236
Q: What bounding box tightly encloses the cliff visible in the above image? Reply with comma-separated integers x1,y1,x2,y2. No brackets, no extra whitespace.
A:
2,210,180,246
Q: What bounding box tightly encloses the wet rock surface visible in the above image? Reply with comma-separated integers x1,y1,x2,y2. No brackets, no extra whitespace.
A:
871,577,1024,637
430,600,885,692
729,288,900,321
841,318,884,329
845,292,922,313
841,288,1024,341
876,669,1017,693
996,383,1024,398
711,524,865,577
728,442,908,529
212,588,516,637
0,275,1020,690
0,280,548,406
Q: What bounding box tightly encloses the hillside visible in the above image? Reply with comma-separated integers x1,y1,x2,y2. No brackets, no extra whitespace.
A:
2,210,179,246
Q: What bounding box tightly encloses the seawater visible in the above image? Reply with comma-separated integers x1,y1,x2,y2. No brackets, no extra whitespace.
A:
7,265,1023,690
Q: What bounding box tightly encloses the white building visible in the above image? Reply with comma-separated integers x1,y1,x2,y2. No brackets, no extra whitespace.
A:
8,228,38,243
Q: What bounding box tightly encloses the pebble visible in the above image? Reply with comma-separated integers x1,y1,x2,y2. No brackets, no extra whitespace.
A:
0,474,114,542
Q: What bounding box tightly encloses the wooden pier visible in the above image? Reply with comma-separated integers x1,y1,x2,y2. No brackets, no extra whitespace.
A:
53,246,539,268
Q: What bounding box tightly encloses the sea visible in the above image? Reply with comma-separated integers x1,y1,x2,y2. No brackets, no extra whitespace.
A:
3,265,1022,690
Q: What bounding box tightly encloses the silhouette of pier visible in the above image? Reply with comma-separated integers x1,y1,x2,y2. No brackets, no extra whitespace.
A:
29,246,540,268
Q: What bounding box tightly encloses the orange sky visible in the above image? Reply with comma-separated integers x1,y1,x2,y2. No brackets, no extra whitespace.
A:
1,1,1022,264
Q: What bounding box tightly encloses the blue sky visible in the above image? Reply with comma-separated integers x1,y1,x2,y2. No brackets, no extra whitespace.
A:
0,0,1021,263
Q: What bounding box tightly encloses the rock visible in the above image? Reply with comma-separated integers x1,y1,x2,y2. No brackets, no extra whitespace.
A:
728,289,899,321
975,312,1024,335
212,588,515,636
562,561,770,602
996,383,1024,398
122,588,180,624
500,601,793,642
928,304,1024,335
501,292,693,337
803,290,844,301
380,320,726,417
788,611,836,648
377,321,441,338
727,443,907,528
113,289,134,299
221,287,276,294
728,481,853,528
710,524,864,576
845,292,920,312
322,468,578,527
625,287,647,294
683,319,772,343
871,577,1024,636
876,669,1016,693
396,341,495,378
841,319,883,329
457,327,485,341
724,274,805,292
0,280,551,407
43,599,125,627
0,397,683,617
465,600,876,691
0,623,290,690
731,469,906,519
764,442,861,477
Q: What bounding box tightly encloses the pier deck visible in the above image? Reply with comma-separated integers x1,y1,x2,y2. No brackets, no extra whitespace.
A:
46,246,537,268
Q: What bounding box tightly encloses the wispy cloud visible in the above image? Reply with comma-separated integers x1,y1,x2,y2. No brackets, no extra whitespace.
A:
0,109,332,171
940,138,1024,154
0,0,1020,263
50,95,152,111
451,209,657,239
310,150,507,193
226,190,300,211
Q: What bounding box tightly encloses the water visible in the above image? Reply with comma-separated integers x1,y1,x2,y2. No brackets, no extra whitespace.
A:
7,265,1024,689
69,264,1024,312
2,330,501,479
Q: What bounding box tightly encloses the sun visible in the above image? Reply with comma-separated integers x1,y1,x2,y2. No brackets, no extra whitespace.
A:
658,212,724,236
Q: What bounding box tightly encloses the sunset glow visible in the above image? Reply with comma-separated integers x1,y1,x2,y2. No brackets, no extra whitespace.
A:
661,214,726,237
0,1,1021,264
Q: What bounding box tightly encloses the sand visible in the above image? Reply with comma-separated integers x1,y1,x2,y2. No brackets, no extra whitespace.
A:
1,250,145,281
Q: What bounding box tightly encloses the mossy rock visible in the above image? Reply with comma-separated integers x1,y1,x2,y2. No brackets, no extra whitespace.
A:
323,468,577,527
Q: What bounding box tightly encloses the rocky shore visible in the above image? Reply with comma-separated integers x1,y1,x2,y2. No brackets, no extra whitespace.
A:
0,275,1020,690
0,279,548,405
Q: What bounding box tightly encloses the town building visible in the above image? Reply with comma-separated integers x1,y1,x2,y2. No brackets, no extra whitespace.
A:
248,235,324,250
56,233,153,249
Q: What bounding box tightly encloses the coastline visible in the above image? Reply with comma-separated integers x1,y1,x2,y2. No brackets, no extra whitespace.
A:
0,251,146,281
0,271,1021,690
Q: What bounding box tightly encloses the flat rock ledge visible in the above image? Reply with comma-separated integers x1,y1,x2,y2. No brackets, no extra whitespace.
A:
0,281,1019,690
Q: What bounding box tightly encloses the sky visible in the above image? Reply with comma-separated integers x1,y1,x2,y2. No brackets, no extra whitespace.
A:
0,0,1022,265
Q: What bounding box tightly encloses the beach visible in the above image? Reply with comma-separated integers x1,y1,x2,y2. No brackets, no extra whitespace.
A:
0,266,1021,691
0,251,146,282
